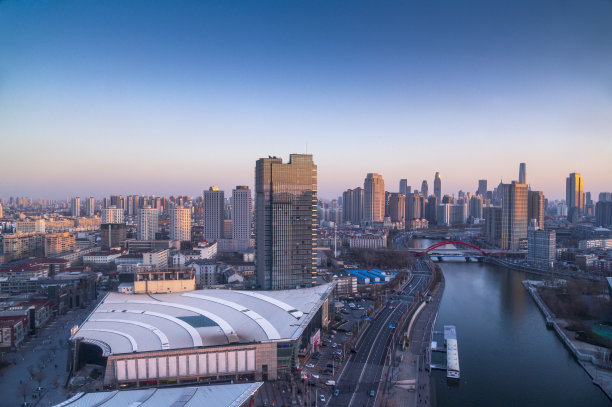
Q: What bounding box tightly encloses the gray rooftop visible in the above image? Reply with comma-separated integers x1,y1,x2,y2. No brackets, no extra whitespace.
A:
52,382,262,407
72,284,334,355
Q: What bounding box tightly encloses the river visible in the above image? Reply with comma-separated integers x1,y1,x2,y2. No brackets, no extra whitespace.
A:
407,239,610,406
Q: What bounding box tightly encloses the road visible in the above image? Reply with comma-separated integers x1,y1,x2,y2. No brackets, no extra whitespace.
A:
329,264,431,407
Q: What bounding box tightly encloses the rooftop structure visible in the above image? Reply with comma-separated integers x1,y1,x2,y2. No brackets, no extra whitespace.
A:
52,382,262,407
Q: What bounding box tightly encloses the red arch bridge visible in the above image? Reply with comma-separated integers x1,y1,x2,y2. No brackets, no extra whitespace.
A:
406,241,519,258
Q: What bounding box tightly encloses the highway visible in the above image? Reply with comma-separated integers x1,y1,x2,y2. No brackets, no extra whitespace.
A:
329,262,431,407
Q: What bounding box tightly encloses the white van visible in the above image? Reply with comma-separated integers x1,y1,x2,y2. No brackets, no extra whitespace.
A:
326,380,336,386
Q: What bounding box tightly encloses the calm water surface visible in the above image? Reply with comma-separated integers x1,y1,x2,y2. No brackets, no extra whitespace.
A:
408,239,610,406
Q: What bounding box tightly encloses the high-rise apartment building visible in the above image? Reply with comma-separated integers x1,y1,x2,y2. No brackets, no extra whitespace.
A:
255,154,317,290
71,197,80,217
388,193,406,223
101,206,124,224
110,195,124,209
137,205,159,240
528,191,545,229
86,197,95,217
170,205,192,242
364,173,385,224
342,188,364,225
203,187,225,241
44,232,75,256
501,181,528,250
477,180,487,197
566,172,584,216
231,186,252,250
519,163,527,184
421,180,429,198
434,172,441,202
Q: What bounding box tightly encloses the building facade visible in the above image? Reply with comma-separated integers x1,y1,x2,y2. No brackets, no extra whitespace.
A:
501,181,528,250
255,154,317,290
137,206,159,241
363,173,385,224
170,206,192,242
231,186,252,251
204,187,225,241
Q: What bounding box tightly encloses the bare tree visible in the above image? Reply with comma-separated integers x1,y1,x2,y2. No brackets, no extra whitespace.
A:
26,364,36,379
17,382,30,403
33,368,47,388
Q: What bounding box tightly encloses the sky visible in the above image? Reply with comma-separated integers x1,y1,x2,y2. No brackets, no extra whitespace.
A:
1,0,611,201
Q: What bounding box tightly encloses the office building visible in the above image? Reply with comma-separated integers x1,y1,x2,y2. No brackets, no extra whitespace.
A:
101,206,124,224
204,187,225,241
85,197,95,217
388,193,405,223
405,192,421,221
501,181,528,250
101,223,127,249
364,173,385,224
596,201,612,227
421,180,428,199
170,205,192,242
399,179,411,196
469,195,483,220
528,191,545,230
255,154,317,290
434,172,441,202
449,203,468,225
484,206,503,247
71,197,80,217
566,172,584,216
342,188,364,225
426,195,438,224
137,205,159,240
519,163,527,184
232,186,252,250
477,180,487,197
527,220,555,268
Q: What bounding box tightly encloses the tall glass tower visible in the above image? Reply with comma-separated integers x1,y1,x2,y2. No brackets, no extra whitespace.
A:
255,154,317,290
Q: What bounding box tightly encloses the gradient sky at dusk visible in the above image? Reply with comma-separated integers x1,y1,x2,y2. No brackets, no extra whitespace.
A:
1,0,611,200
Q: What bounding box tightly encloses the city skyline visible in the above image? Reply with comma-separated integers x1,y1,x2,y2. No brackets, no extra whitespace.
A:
1,1,611,200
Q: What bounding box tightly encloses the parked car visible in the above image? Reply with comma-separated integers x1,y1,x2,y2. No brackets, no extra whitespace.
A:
305,363,315,368
333,389,340,396
369,390,376,397
320,394,326,402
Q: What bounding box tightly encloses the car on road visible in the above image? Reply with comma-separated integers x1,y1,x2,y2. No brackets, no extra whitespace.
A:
333,389,340,396
369,390,376,397
311,374,319,379
346,331,353,336
305,363,315,368
320,394,326,402
332,343,337,348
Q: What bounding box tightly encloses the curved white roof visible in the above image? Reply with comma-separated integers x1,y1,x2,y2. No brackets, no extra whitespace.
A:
72,284,333,355
52,382,263,407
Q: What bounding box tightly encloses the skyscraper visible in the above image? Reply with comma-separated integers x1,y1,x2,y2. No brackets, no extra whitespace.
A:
388,193,406,223
231,186,252,250
71,197,80,217
86,197,95,217
170,205,191,242
519,163,527,184
434,172,441,202
421,180,429,198
528,190,545,229
501,181,528,250
566,172,584,216
477,180,487,197
364,173,385,224
405,192,421,221
342,188,364,225
137,205,159,240
204,186,225,241
255,154,317,290
399,179,410,196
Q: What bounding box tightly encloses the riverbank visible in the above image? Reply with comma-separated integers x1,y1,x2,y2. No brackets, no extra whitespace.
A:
484,257,601,281
523,281,612,401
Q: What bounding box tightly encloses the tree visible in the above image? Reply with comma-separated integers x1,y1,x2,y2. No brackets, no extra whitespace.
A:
17,382,30,403
33,369,46,388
